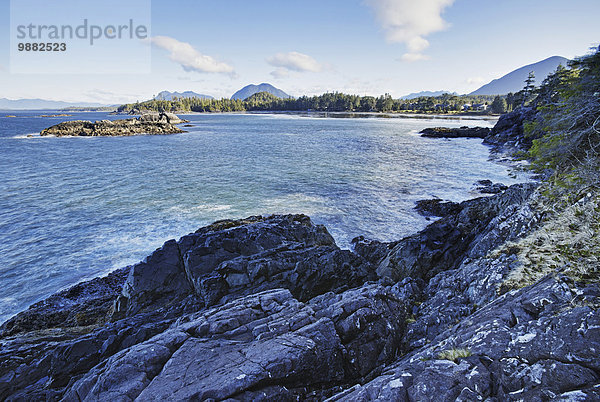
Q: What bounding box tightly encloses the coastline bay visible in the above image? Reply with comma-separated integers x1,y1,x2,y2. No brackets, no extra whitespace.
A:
0,111,526,323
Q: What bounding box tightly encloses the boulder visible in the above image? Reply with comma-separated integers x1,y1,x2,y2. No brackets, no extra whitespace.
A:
137,111,188,125
119,214,376,315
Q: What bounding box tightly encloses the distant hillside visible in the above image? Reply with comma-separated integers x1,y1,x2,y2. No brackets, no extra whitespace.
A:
244,92,281,102
400,90,457,100
231,83,291,100
155,91,213,101
470,56,569,95
0,98,107,110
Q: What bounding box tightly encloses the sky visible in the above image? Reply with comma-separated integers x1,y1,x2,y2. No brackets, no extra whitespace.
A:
0,0,599,103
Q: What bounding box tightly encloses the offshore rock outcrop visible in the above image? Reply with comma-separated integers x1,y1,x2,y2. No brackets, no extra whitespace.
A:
414,198,461,218
420,126,491,139
39,112,187,137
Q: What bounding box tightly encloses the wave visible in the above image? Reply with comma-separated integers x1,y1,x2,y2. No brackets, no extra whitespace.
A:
9,133,41,139
168,203,233,214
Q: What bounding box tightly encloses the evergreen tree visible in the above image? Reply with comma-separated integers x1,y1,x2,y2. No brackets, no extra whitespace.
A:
522,71,536,106
491,96,508,114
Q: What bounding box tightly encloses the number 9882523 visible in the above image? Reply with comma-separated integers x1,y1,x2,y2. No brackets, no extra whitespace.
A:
17,43,66,51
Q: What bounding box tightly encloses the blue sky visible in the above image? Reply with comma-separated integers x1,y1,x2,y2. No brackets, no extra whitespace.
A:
0,0,598,103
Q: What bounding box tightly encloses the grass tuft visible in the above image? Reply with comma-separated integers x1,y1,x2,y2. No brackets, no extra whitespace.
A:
437,348,472,362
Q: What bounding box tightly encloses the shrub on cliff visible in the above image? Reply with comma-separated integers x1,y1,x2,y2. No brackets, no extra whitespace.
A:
526,47,600,188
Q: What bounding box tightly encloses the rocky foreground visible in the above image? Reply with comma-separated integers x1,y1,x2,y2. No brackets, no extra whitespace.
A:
2,110,599,400
39,112,188,137
1,184,599,400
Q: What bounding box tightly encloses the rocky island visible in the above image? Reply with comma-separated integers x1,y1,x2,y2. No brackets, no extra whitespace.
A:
39,112,188,137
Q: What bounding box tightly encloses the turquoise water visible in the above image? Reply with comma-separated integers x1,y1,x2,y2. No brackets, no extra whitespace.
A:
0,111,525,323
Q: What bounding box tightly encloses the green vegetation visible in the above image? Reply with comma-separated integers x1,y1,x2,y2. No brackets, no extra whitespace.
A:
117,92,498,115
500,191,600,291
526,52,599,183
490,95,508,114
437,348,472,362
496,47,600,292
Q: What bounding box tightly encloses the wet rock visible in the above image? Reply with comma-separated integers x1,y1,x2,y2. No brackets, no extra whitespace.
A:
120,214,375,315
0,267,129,337
39,112,187,137
476,179,508,194
0,311,173,400
310,284,407,380
420,126,491,139
351,236,395,266
121,239,192,315
414,198,462,217
2,190,598,401
376,183,537,281
0,215,383,400
65,287,406,401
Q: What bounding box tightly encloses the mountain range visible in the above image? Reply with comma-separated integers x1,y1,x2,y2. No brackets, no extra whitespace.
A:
231,83,292,100
400,90,458,100
0,98,109,110
0,57,569,110
154,91,214,101
470,56,569,95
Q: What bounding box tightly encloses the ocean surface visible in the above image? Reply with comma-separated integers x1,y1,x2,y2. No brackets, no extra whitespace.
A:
0,111,527,323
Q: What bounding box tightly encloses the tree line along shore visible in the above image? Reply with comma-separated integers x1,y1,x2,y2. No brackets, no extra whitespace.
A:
117,91,522,115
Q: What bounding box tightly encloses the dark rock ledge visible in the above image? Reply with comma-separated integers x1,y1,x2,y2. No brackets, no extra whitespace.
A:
39,112,188,137
1,184,599,401
420,126,491,139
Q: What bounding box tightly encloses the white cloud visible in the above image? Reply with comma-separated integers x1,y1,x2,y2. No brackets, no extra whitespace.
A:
401,53,431,62
149,36,235,75
267,51,323,77
466,76,485,85
270,68,290,79
366,0,455,61
82,89,142,103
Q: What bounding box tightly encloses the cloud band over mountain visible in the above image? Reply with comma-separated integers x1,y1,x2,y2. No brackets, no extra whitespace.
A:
267,52,323,78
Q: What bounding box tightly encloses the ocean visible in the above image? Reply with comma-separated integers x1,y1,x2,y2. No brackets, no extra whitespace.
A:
0,111,527,323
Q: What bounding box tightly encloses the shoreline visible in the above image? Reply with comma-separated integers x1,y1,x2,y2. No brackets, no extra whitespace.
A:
112,109,500,121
